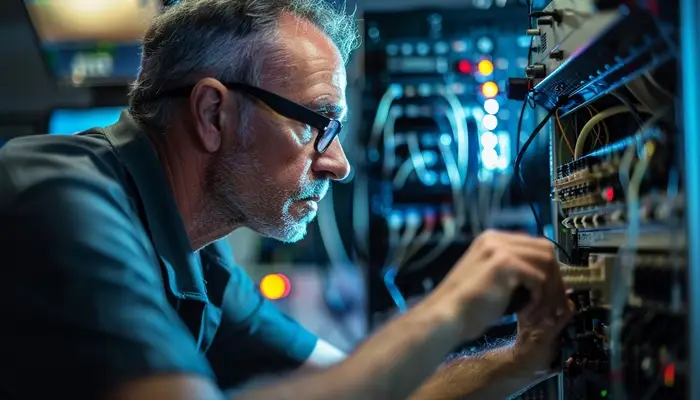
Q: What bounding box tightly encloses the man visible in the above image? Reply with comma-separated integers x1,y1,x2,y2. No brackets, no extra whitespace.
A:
0,1,571,399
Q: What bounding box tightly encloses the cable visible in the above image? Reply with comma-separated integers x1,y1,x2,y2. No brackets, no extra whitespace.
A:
610,142,655,400
514,107,556,235
436,88,470,184
392,210,422,270
381,110,401,178
514,107,573,262
368,84,402,157
643,71,675,100
574,105,650,158
406,134,433,185
555,109,575,154
399,138,463,274
401,211,437,266
403,212,457,274
611,92,646,127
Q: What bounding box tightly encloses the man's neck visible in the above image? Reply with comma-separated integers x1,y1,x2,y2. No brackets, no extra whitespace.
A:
148,132,234,250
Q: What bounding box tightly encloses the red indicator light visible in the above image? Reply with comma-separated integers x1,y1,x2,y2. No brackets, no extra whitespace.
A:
457,60,472,74
604,187,615,202
664,364,675,387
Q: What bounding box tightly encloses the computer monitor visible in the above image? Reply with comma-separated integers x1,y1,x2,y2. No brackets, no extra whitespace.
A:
24,0,162,86
49,107,125,135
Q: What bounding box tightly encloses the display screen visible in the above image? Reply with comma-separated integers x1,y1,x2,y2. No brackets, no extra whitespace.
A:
49,107,124,135
24,0,162,85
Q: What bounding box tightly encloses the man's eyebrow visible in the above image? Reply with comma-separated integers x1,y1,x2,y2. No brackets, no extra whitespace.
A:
307,99,348,123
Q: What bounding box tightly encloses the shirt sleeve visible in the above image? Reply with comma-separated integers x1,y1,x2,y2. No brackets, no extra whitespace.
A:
0,177,214,398
204,242,318,389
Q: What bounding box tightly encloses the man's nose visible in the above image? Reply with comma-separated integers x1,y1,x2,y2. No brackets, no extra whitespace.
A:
312,139,351,181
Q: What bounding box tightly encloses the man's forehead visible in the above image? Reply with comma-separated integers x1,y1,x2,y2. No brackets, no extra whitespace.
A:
264,14,348,120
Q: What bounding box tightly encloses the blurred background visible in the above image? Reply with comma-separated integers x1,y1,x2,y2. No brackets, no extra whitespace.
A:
0,0,549,354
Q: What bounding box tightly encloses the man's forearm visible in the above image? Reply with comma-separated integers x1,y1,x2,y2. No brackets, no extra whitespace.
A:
234,298,465,400
409,343,552,400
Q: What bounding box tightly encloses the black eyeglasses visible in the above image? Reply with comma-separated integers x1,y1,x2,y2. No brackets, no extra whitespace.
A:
153,82,342,154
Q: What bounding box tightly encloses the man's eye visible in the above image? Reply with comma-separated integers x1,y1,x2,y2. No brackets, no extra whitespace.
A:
300,125,314,143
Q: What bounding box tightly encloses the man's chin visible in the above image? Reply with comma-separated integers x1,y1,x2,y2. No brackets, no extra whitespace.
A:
279,223,308,243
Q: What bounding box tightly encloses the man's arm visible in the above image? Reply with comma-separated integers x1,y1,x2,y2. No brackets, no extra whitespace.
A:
409,343,551,400
234,296,463,400
302,339,548,400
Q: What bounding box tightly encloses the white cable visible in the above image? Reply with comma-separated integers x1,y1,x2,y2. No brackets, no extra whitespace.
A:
436,89,469,184
438,139,466,229
626,78,660,111
392,134,435,190
610,142,654,400
368,84,402,156
643,72,675,99
391,210,422,269
392,158,415,190
404,215,457,273
406,134,433,186
401,140,463,273
381,111,400,179
574,105,649,158
401,215,437,267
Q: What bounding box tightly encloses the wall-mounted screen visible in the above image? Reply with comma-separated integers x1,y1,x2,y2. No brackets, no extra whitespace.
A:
24,0,162,86
49,107,125,135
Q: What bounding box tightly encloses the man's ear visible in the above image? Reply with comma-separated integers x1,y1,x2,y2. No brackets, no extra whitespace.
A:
189,77,238,153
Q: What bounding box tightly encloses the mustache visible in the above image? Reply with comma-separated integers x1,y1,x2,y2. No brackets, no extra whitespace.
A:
296,180,330,200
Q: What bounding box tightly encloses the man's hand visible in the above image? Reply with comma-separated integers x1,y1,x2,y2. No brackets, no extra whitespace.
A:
512,245,574,374
514,298,575,374
427,230,559,341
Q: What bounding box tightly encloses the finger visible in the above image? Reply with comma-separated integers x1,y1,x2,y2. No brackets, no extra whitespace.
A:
497,258,547,314
488,230,555,251
501,242,556,266
552,300,576,332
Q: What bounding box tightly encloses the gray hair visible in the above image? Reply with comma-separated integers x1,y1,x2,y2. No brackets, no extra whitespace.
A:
128,0,360,133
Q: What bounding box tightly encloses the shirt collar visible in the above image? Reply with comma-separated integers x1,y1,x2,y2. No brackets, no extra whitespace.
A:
103,111,208,302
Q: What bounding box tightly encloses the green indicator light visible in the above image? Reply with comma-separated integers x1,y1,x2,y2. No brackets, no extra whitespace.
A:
600,389,608,397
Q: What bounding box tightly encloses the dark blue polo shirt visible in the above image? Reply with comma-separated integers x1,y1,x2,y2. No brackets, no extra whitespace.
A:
0,111,317,398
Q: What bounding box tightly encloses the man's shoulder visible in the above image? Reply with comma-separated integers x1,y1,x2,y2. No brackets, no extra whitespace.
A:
0,131,130,210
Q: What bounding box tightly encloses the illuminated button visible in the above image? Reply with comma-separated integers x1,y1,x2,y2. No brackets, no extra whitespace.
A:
476,36,494,53
482,114,498,131
386,44,399,56
400,43,413,55
434,41,449,54
452,40,468,52
664,364,675,387
481,81,499,98
495,57,509,70
416,42,430,55
478,59,495,76
260,273,291,300
481,148,499,170
480,131,498,149
484,99,500,114
456,60,472,74
603,187,615,202
450,82,465,95
496,156,509,170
